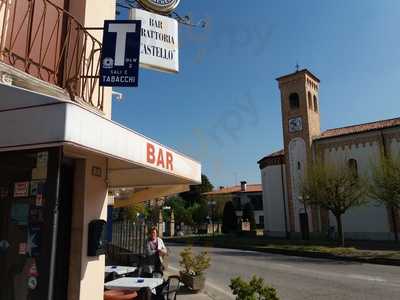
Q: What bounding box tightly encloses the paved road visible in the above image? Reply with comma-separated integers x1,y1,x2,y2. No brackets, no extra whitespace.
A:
166,244,400,300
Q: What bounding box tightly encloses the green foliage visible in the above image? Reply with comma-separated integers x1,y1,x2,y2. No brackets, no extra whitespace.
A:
369,154,400,241
165,196,193,225
121,203,145,221
369,154,400,209
243,202,257,231
180,174,214,207
301,160,368,245
222,201,237,233
179,247,211,276
229,276,279,300
190,198,209,225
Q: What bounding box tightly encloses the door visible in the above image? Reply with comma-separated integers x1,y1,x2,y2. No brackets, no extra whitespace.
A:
299,213,310,240
0,148,61,300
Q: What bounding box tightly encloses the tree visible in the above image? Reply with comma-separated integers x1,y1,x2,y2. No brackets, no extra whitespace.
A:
180,174,214,207
190,198,209,226
165,196,192,225
243,202,257,231
369,154,400,242
300,160,368,246
222,201,237,233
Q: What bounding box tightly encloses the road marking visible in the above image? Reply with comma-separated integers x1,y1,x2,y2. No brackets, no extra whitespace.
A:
347,274,386,283
168,265,235,299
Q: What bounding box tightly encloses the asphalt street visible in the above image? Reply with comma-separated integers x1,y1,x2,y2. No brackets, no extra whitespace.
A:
166,244,400,300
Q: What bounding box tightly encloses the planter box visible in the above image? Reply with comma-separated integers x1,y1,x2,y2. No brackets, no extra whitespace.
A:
180,272,205,292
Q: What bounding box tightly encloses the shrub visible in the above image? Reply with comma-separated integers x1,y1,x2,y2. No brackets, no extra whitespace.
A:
179,247,211,276
229,276,279,300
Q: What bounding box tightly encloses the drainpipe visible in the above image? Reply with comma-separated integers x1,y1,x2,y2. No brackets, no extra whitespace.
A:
48,148,63,300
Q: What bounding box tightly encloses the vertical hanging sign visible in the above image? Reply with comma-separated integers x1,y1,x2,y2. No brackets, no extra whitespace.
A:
100,20,142,87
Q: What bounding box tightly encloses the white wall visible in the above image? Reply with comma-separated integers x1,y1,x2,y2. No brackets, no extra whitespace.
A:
323,137,391,240
261,164,288,237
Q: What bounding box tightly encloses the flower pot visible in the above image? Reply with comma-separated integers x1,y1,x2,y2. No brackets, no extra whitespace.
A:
180,272,205,292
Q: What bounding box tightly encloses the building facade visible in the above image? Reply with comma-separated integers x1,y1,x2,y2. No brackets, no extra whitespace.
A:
0,1,201,299
258,69,400,240
204,181,264,228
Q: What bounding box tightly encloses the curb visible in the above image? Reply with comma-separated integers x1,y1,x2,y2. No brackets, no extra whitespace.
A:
166,240,400,267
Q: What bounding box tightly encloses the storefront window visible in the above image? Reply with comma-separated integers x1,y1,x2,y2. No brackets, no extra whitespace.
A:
0,148,61,300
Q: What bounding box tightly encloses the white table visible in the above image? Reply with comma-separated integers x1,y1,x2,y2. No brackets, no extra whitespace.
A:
105,266,137,276
104,277,163,291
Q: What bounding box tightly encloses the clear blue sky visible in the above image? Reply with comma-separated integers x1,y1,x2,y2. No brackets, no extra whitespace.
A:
113,0,400,188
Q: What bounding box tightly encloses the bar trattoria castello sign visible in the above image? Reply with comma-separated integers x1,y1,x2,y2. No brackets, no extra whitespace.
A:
129,8,179,73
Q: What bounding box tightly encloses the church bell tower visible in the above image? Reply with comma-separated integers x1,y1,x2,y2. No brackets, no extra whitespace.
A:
276,69,321,236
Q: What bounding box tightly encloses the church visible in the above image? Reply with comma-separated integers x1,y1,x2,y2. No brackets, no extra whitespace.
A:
258,69,400,240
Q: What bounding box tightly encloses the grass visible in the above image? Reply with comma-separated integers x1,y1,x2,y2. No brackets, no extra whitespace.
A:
165,234,400,262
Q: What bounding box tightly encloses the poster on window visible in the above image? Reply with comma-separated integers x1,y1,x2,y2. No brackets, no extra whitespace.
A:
14,182,30,198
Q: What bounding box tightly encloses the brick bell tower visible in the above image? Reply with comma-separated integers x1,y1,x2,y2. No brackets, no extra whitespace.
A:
276,69,321,237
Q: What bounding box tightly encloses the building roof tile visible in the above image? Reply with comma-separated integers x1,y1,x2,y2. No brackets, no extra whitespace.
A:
204,184,262,195
317,117,400,140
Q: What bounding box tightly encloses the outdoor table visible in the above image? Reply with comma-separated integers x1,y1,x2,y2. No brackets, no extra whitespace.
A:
105,266,137,276
104,277,163,292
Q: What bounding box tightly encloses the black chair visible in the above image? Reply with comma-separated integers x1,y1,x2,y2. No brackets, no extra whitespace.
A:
154,275,181,300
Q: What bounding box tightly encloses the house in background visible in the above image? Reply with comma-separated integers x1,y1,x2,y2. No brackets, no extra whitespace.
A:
258,69,400,240
204,181,264,228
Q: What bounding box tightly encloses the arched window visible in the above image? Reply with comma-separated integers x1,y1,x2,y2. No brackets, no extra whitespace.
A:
297,161,301,170
289,93,300,110
313,95,318,112
348,159,358,177
308,92,313,110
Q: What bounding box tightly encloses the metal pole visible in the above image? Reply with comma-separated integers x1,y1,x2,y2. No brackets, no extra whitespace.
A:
47,147,63,300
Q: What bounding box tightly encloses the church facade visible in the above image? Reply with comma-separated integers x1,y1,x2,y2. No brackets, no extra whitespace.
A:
258,69,400,240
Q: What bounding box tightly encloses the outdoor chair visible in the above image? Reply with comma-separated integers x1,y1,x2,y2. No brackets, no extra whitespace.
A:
154,275,181,300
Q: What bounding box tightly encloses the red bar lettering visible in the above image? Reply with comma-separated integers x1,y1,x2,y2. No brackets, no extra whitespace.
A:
157,148,165,168
166,152,174,171
147,143,155,164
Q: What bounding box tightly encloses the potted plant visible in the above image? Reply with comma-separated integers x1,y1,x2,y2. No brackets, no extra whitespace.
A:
179,247,211,292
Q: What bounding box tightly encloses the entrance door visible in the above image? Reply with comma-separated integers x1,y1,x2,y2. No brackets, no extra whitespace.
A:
0,148,61,300
299,213,310,240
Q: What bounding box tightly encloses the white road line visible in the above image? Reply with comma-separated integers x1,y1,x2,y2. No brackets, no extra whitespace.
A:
168,265,235,299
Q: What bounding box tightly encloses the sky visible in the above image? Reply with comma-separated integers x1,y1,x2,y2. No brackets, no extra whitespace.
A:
112,0,400,188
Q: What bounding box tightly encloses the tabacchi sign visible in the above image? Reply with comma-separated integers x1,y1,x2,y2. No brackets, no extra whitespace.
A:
100,20,141,87
137,0,180,14
129,8,179,73
147,142,174,171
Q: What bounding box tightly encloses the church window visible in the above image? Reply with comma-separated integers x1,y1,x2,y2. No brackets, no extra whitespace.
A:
308,92,313,110
313,95,318,112
348,159,358,177
297,161,301,170
289,93,300,110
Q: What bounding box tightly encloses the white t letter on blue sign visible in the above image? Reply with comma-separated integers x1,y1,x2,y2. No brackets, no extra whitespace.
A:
108,23,137,66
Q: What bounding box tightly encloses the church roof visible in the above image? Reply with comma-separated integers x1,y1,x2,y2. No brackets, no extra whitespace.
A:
257,149,284,163
204,184,262,195
317,117,400,140
276,69,320,83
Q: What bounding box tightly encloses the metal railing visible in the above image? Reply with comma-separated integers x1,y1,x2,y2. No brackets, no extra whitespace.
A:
111,221,148,255
0,0,104,110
